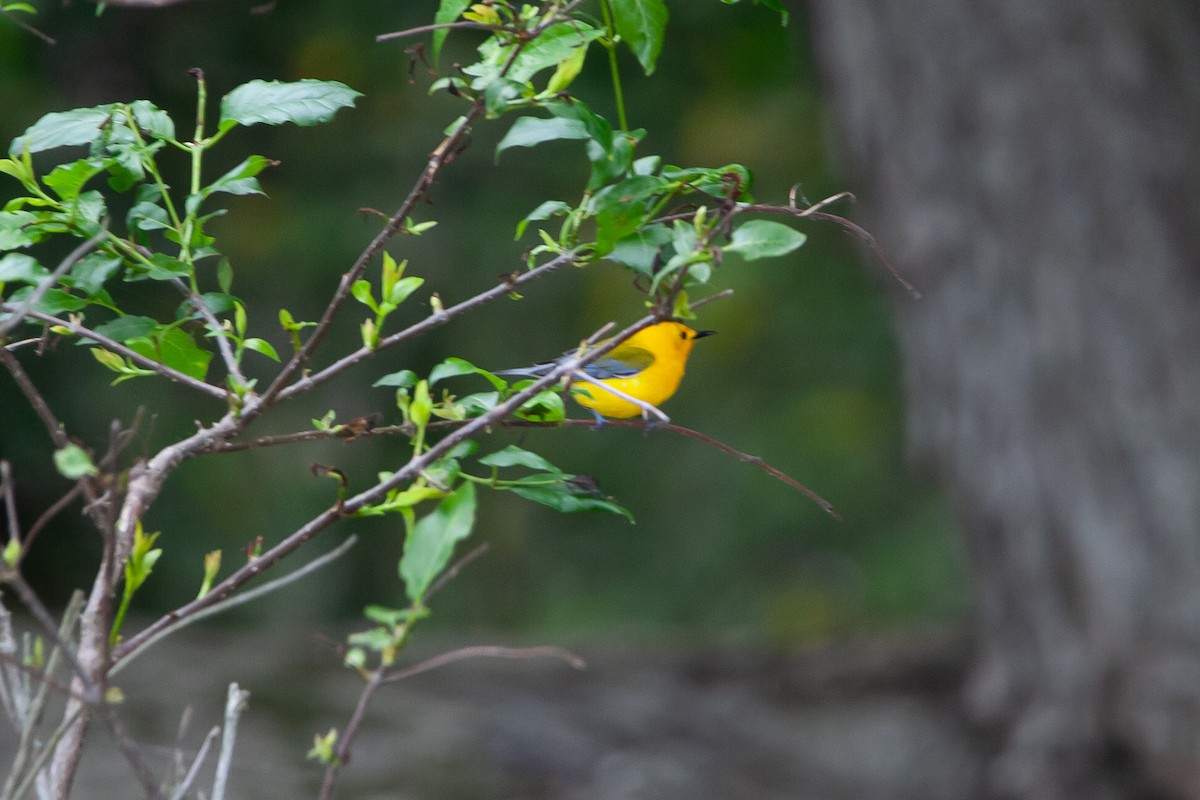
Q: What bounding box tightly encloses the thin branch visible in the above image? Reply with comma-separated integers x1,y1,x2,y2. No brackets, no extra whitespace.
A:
316,669,381,800
0,346,70,449
382,644,586,684
210,684,249,800
0,229,104,341
376,20,508,42
167,726,219,800
426,542,489,601
1,461,18,550
173,278,247,388
502,418,841,519
0,6,56,45
277,249,581,402
0,305,227,399
111,535,359,675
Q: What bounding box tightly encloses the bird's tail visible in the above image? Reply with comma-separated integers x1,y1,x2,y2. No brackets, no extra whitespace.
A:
493,361,557,378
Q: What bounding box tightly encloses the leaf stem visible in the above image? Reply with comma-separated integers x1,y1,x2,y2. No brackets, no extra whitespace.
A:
600,0,628,132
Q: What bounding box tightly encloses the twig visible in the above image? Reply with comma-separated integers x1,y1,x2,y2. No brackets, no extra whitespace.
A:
173,278,247,388
167,726,219,800
210,683,249,800
376,20,508,42
111,535,359,674
426,542,489,601
0,6,56,45
0,346,70,449
503,419,841,519
275,249,581,403
316,670,381,800
381,644,586,684
0,305,227,399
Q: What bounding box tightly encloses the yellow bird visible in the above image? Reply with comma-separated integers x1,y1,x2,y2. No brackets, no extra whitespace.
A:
497,321,715,425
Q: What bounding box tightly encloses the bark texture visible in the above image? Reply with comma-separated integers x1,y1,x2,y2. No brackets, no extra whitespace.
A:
808,1,1200,797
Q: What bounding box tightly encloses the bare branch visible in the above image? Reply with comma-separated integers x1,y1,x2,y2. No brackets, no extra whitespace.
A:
382,644,586,684
276,249,581,402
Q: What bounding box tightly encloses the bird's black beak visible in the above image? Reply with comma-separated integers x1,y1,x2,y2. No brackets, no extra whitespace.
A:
693,330,717,340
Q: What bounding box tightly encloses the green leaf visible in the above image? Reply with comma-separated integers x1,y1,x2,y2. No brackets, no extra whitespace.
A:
54,443,98,479
127,327,212,380
429,357,506,391
607,224,671,275
350,279,377,311
127,200,170,233
128,100,176,141
0,210,43,250
515,388,566,423
243,338,281,361
134,253,190,281
387,275,424,306
9,105,118,155
724,220,806,261
219,79,362,129
515,200,571,240
92,315,158,343
432,0,472,63
1,3,37,14
373,369,417,389
6,286,87,315
400,482,477,604
610,0,669,75
200,154,273,200
0,253,47,284
67,253,121,296
511,483,633,522
43,159,106,202
479,445,563,474
495,116,589,160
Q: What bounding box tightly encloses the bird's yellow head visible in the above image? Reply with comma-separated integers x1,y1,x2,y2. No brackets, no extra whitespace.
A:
628,321,715,368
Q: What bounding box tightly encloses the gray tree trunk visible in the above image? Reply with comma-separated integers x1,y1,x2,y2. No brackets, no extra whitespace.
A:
807,1,1200,797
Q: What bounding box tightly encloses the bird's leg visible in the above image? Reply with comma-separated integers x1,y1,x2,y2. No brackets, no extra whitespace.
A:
587,407,606,431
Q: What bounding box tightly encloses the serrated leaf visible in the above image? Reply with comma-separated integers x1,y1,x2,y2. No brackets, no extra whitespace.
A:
54,444,98,479
400,483,476,604
610,0,668,75
219,79,361,129
128,100,176,141
724,220,806,261
9,105,118,156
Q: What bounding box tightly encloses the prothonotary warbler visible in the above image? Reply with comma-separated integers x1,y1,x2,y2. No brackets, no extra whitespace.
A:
496,321,715,426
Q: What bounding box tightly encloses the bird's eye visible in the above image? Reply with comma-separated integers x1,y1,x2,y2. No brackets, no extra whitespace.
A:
679,330,688,340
